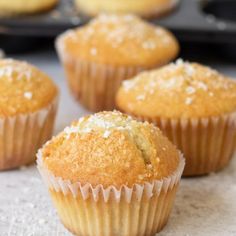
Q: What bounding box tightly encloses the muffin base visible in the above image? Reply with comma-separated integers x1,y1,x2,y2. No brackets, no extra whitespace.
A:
0,98,58,170
130,112,236,176
37,150,185,236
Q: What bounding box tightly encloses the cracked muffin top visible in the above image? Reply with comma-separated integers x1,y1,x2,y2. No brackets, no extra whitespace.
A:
39,111,180,188
56,14,179,68
0,59,58,117
116,59,236,119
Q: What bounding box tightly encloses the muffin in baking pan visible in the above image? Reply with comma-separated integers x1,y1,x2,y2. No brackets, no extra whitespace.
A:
116,59,236,176
37,111,185,236
56,14,179,112
0,0,58,16
0,59,58,170
74,0,179,18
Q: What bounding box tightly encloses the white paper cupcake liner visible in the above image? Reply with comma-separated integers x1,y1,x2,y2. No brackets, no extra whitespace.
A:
37,150,184,203
0,97,58,170
133,111,236,176
37,149,184,236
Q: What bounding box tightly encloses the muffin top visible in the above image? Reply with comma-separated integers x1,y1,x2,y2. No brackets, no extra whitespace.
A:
40,111,180,188
116,60,236,118
0,59,58,117
57,14,179,67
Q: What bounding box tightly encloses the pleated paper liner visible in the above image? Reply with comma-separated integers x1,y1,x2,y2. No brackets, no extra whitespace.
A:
131,111,236,176
0,97,58,170
37,149,185,236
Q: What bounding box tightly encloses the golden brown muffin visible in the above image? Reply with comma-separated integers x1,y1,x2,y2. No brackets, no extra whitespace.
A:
0,59,58,170
0,59,58,117
41,111,180,187
56,14,179,111
37,111,184,236
0,0,58,15
74,0,179,18
116,59,236,176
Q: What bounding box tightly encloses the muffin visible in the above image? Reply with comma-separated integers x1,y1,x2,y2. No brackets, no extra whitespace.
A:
116,59,236,176
0,0,58,15
56,14,179,112
74,0,179,18
37,111,185,236
0,59,58,170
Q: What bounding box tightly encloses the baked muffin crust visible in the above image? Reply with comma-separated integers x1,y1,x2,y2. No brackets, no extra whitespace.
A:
116,59,236,118
0,59,58,117
57,14,179,68
41,111,180,188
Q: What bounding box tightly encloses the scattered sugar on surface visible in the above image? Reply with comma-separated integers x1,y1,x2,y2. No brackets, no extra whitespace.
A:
0,165,71,236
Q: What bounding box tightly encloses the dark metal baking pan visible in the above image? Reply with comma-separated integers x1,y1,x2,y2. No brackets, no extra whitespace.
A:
0,0,235,43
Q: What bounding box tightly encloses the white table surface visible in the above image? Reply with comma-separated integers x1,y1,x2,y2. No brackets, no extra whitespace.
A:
0,50,235,236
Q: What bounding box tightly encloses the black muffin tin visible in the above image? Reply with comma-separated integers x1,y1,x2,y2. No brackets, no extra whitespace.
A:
0,0,236,52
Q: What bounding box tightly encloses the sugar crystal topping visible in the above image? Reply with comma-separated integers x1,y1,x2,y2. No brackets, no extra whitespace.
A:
63,14,173,51
121,59,236,104
0,59,35,81
24,92,33,100
63,111,151,140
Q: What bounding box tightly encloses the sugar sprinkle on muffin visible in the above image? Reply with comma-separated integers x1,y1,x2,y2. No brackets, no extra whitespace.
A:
117,59,236,118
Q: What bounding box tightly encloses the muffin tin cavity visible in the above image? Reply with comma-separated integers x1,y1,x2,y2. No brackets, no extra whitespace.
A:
202,0,236,23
